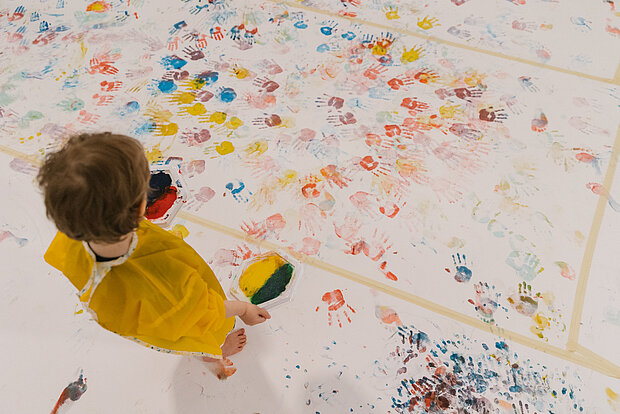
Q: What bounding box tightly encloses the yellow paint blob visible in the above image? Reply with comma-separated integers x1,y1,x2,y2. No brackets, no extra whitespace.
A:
169,224,189,239
232,66,251,79
158,123,178,136
372,45,388,56
226,116,243,129
239,255,286,297
530,313,550,338
187,103,207,116
176,91,196,104
280,170,298,185
86,1,111,12
606,388,618,410
246,139,268,156
209,112,227,124
215,141,234,155
146,146,163,163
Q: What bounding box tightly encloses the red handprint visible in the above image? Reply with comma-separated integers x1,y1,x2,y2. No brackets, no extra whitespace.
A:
401,98,429,112
92,94,114,106
316,289,356,327
320,164,351,188
100,80,123,91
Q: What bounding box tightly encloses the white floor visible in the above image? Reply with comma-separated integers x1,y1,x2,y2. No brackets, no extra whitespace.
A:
1,0,619,412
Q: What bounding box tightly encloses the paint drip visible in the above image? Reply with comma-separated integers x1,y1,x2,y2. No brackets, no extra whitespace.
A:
146,172,178,220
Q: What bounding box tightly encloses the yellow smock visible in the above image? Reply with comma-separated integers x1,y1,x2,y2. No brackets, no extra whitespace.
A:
44,219,235,359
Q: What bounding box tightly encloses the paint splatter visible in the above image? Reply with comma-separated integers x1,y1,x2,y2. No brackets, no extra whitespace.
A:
51,373,87,414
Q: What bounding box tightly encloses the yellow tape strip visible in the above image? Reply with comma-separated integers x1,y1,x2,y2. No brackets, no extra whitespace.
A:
567,124,620,351
268,0,620,86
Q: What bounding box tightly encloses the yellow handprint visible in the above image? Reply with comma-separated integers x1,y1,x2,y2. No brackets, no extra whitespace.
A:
401,45,424,63
417,16,439,30
384,6,399,20
439,104,462,119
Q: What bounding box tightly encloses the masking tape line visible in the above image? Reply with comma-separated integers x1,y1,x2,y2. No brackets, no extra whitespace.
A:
268,0,620,86
567,124,620,351
1,145,617,377
178,210,620,378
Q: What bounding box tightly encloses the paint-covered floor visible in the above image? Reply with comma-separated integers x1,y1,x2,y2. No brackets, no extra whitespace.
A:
1,0,619,412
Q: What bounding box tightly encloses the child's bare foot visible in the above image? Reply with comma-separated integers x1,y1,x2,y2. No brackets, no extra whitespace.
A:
202,356,237,380
221,328,247,357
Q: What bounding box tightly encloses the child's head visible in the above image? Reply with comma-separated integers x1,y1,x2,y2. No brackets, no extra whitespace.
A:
38,132,150,243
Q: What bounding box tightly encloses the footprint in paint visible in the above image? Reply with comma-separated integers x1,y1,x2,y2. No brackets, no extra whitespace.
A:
225,180,251,203
445,252,472,283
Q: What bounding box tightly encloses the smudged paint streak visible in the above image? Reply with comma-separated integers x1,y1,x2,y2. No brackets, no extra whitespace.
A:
51,373,87,414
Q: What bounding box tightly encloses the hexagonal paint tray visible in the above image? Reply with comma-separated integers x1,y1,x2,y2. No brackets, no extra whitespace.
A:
229,251,303,309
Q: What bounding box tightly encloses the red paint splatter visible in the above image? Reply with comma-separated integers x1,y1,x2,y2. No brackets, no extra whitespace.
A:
51,374,87,414
145,187,178,219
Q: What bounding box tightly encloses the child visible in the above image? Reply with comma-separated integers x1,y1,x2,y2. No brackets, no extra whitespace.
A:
38,132,270,378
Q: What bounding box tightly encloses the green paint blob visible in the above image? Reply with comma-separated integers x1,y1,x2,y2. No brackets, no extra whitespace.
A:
250,263,294,305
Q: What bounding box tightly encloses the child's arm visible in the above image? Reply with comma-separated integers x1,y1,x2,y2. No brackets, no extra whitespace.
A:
224,300,271,326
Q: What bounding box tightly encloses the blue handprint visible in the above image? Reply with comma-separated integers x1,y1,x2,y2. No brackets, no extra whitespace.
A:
451,253,472,283
320,20,338,36
225,180,251,203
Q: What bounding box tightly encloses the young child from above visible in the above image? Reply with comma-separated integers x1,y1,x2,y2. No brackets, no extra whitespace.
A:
38,132,270,378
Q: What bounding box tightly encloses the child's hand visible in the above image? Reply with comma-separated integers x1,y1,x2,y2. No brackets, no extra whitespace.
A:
240,303,271,325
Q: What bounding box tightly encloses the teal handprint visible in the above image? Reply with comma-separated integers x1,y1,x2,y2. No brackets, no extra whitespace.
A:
505,251,544,281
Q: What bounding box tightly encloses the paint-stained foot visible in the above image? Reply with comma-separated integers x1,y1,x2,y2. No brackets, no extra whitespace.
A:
221,328,247,357
202,357,237,380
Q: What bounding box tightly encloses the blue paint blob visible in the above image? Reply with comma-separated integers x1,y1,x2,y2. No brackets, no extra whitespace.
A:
316,44,330,53
495,341,508,350
197,70,219,85
341,31,356,40
218,87,237,103
157,80,177,93
320,26,334,36
294,21,307,29
123,101,140,114
161,55,187,70
455,265,473,282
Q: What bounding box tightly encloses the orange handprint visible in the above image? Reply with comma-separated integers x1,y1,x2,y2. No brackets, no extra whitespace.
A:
316,289,356,327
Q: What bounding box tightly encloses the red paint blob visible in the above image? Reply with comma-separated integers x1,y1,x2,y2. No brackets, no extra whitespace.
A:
145,187,178,219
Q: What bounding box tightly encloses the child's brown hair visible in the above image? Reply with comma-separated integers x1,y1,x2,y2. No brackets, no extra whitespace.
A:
38,132,150,243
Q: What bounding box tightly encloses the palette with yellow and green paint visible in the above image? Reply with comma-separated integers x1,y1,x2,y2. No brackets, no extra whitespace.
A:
229,252,301,309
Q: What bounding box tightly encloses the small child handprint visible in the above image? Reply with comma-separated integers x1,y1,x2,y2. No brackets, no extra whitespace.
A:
417,16,439,30
316,289,356,327
447,253,472,283
507,281,540,316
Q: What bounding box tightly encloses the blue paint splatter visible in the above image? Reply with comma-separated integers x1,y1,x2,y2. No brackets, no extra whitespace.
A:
218,87,237,103
161,55,187,70
157,80,177,93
